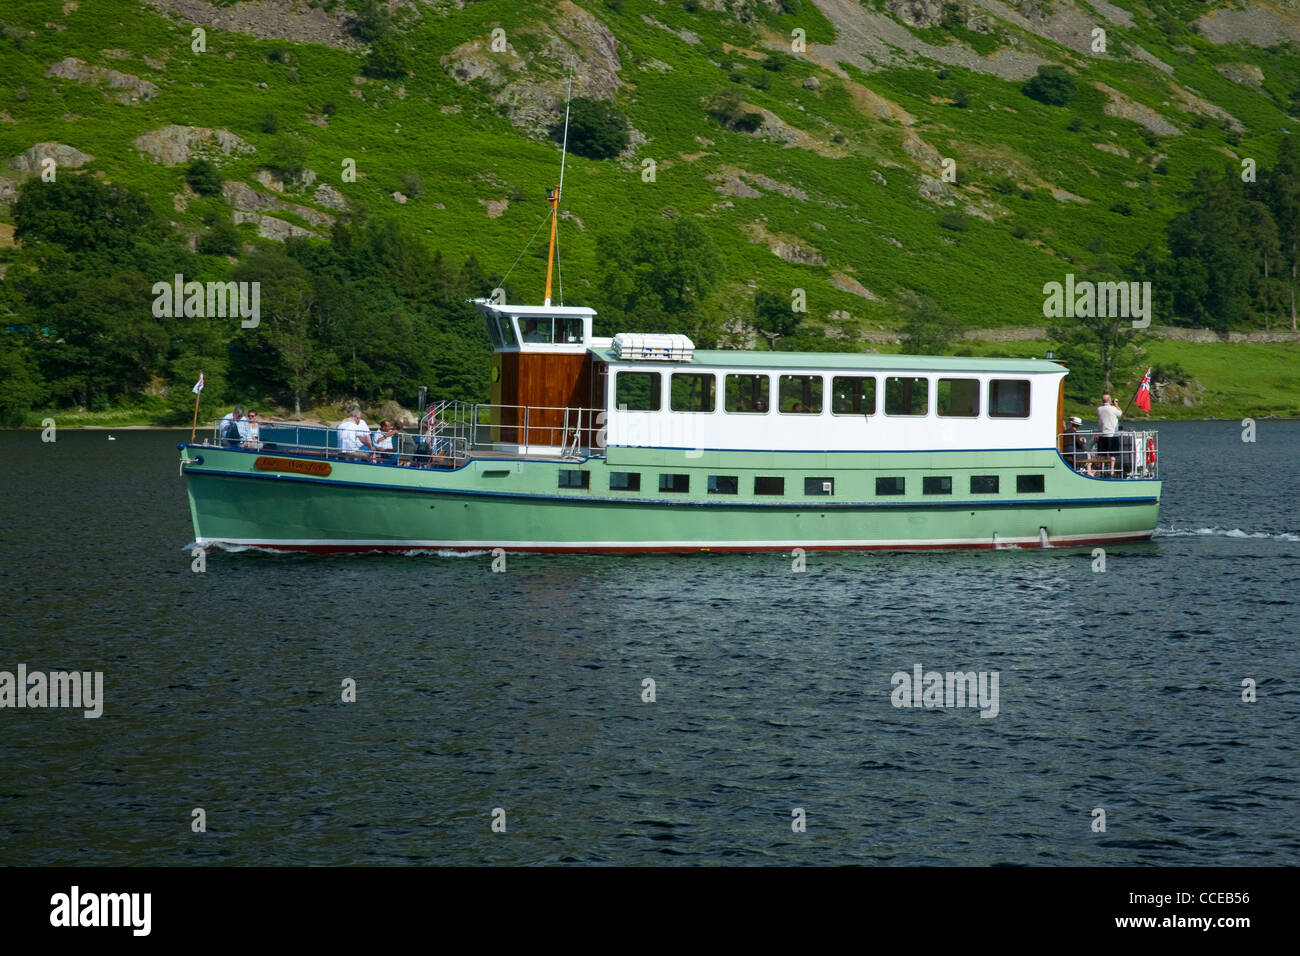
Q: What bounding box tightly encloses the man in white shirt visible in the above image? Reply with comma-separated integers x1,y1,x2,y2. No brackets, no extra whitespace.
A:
220,405,249,447
337,406,378,459
1096,393,1123,474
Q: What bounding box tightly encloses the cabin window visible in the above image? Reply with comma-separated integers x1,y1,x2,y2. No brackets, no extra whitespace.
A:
832,376,876,415
558,470,589,489
496,314,516,348
724,374,770,414
937,378,980,417
485,315,504,349
659,473,690,493
804,477,834,496
615,372,662,411
754,476,785,495
1016,474,1045,493
885,377,929,416
553,317,584,344
923,476,952,495
671,373,717,413
876,476,906,496
778,375,822,414
609,471,640,491
517,316,553,344
708,475,738,494
970,475,999,494
989,379,1031,418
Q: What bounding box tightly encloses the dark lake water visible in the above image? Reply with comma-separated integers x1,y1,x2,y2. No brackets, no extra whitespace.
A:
1,421,1296,865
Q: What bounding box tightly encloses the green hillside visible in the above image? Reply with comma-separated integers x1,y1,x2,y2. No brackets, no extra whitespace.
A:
1,0,1298,423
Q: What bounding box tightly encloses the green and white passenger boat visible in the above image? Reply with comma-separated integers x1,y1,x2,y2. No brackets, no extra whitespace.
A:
178,293,1161,554
179,154,1159,553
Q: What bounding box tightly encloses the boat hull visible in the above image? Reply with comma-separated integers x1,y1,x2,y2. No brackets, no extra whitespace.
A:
181,445,1160,554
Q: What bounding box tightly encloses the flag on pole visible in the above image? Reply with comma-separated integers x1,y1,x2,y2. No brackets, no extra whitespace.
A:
1134,367,1151,412
192,372,205,395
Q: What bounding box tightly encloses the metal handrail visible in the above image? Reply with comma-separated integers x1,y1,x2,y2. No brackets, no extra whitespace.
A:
199,402,605,468
1059,428,1158,479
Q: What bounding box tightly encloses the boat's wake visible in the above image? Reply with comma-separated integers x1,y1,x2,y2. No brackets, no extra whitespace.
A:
1154,526,1300,542
182,542,491,557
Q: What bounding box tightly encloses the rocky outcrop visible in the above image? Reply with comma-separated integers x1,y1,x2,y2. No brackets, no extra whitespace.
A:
9,142,93,173
45,57,157,103
139,0,354,48
134,126,255,165
222,180,333,227
1094,83,1181,136
313,183,347,211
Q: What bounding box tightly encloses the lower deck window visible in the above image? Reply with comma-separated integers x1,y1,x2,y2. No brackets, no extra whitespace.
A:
804,477,834,496
754,476,785,495
876,476,906,496
609,471,640,491
708,475,738,494
970,475,999,494
1016,474,1045,493
558,470,589,489
923,476,952,495
659,473,690,493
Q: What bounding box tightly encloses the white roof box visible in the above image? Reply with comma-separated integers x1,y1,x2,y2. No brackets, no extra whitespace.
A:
612,332,695,362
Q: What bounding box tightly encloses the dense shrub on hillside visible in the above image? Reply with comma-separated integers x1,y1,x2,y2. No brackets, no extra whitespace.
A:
553,97,630,160
198,215,241,256
708,91,764,133
363,33,411,78
185,159,223,196
1022,66,1076,106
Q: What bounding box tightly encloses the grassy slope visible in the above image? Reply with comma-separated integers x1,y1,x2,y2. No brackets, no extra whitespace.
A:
0,0,1297,422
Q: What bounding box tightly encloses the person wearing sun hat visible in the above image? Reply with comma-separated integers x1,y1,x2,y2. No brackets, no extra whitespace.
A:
1062,415,1087,470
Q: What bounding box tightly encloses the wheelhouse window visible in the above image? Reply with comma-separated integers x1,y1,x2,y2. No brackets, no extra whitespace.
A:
923,476,952,495
804,477,834,496
708,475,738,494
615,372,661,411
670,373,717,413
517,316,553,344
885,377,929,416
558,470,589,489
937,378,980,417
876,476,906,496
659,473,690,493
778,375,822,414
486,315,504,349
832,376,876,415
609,471,640,491
989,379,1031,418
1016,474,1045,493
553,317,584,344
496,314,517,348
754,476,785,495
970,475,999,494
724,374,770,414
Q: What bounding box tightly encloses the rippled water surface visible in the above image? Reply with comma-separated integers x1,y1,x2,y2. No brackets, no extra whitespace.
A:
1,421,1296,864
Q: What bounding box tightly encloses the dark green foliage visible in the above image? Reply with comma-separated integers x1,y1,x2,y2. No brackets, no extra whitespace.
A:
198,216,241,256
400,173,424,200
14,176,158,252
1110,200,1133,216
598,215,721,337
1022,66,1076,107
939,210,968,232
363,33,412,78
266,137,308,183
261,110,279,134
555,97,630,160
708,91,764,133
350,0,392,42
753,289,802,347
185,159,223,196
321,100,337,116
900,292,962,355
951,86,971,108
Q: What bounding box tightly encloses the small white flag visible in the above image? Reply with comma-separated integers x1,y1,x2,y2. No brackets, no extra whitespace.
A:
192,372,204,395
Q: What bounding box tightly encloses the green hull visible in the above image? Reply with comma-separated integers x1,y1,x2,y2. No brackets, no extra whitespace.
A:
180,444,1160,553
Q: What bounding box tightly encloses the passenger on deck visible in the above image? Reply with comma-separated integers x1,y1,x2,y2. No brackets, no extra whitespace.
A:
244,410,261,450
337,406,379,460
372,419,400,462
220,405,247,448
1097,393,1123,476
1062,416,1086,470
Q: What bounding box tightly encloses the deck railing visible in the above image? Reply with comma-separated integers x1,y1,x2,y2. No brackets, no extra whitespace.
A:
1059,428,1158,479
201,401,604,468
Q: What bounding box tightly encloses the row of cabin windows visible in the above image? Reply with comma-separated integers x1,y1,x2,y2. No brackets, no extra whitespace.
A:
486,314,586,349
613,372,1031,418
564,470,1046,495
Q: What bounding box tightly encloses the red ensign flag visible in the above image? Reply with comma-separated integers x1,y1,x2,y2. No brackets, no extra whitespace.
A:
1135,367,1152,412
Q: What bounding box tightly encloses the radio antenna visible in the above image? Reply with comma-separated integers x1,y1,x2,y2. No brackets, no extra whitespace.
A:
544,66,574,307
